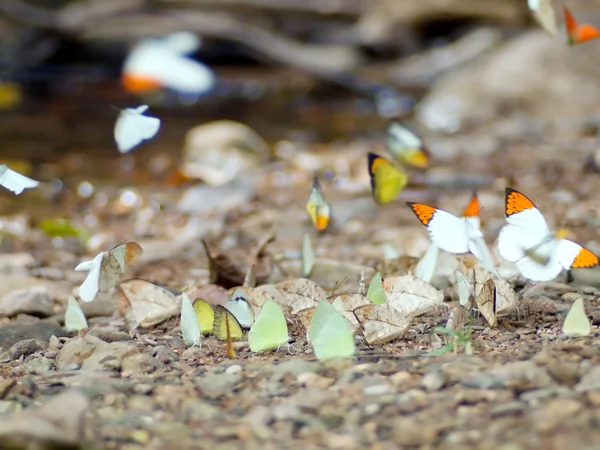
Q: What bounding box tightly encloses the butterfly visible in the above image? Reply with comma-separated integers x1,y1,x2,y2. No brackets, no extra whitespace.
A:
192,298,215,335
475,279,498,327
122,32,215,95
562,297,591,336
497,188,599,281
386,121,429,168
213,305,243,358
302,232,315,278
527,0,557,36
368,153,408,204
76,242,143,302
0,164,39,195
64,296,88,332
306,177,331,231
225,288,255,328
114,105,161,153
407,200,499,277
564,5,600,45
366,272,387,305
181,293,202,346
248,299,290,353
309,301,355,361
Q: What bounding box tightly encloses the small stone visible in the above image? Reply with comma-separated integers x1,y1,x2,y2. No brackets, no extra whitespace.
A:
422,371,445,392
121,353,160,376
0,339,47,362
24,356,54,374
225,364,242,375
0,286,53,317
272,403,301,421
271,359,321,378
490,401,526,418
392,417,438,445
153,346,179,364
296,372,334,389
363,383,394,396
195,373,243,400
562,292,583,301
89,328,132,343
181,347,204,360
576,365,600,392
133,384,153,395
55,336,101,370
0,323,68,349
532,399,582,433
388,371,414,390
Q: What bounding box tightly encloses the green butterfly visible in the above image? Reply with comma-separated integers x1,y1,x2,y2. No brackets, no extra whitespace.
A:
248,299,290,352
310,300,355,361
562,297,591,337
367,272,387,304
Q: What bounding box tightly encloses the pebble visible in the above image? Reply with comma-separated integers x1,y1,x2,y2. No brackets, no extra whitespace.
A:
296,372,334,389
0,286,53,318
422,371,445,391
24,356,54,374
0,339,47,362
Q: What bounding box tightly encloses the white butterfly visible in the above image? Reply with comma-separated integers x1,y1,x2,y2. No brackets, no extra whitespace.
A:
75,242,143,302
64,295,88,332
497,188,599,281
114,105,161,153
180,293,202,346
122,32,215,95
407,194,499,277
0,165,39,195
225,288,255,328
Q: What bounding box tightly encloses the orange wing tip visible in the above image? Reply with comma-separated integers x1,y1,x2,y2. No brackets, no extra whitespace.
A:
571,248,600,269
406,202,438,226
575,25,600,43
405,149,429,168
315,215,329,230
462,192,480,218
564,6,578,36
368,152,389,174
122,242,143,265
505,187,536,216
121,72,163,93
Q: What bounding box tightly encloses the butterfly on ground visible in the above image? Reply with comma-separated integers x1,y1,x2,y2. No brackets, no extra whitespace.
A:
562,297,591,336
527,0,557,36
0,164,39,195
121,32,215,95
367,153,408,204
407,197,499,277
248,299,290,353
309,300,355,361
181,293,202,347
306,177,331,231
225,288,255,328
564,5,600,45
64,296,88,332
497,188,599,281
114,105,161,153
75,242,143,302
386,121,429,168
213,305,243,358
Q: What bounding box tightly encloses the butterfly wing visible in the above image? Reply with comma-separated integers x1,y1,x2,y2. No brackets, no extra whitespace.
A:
368,153,407,204
306,178,331,230
555,239,599,270
308,300,337,344
407,203,469,254
0,165,39,195
248,299,289,352
181,293,202,346
115,111,144,153
77,253,104,302
312,311,356,361
193,299,215,335
65,296,89,331
562,297,591,336
386,122,428,168
467,233,500,277
302,232,315,278
528,0,557,36
462,192,481,230
213,305,243,341
225,297,255,328
414,242,439,283
366,272,387,304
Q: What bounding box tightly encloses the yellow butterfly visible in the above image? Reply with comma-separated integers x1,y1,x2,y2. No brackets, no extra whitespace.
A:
306,177,331,231
386,122,429,168
367,153,408,204
213,305,243,359
192,298,215,335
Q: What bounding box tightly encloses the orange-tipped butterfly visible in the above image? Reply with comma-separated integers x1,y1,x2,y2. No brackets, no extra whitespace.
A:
407,198,498,276
386,122,429,168
564,5,600,45
497,188,599,281
122,32,215,95
368,153,408,204
462,192,481,230
306,177,331,231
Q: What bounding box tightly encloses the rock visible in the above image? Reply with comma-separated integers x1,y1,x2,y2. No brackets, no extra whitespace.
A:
0,339,47,363
0,253,35,273
24,356,54,374
0,390,89,449
89,327,133,343
422,371,446,392
531,399,583,433
79,297,115,318
178,175,257,215
417,30,600,132
121,353,160,376
55,335,102,370
296,372,335,389
152,346,179,364
81,340,139,372
195,373,244,400
462,361,554,390
270,359,322,378
576,365,600,392
391,417,438,445
0,286,53,317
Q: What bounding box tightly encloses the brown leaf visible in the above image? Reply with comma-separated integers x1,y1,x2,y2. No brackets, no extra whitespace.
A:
353,303,411,345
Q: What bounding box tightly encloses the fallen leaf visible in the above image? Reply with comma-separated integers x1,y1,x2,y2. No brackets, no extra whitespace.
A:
119,278,179,330
384,275,445,317
275,278,327,314
354,303,411,345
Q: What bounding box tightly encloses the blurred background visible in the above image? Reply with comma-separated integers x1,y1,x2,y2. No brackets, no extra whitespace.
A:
2,0,600,233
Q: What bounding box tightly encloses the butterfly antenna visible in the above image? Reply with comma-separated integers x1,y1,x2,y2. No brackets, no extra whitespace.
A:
225,316,235,359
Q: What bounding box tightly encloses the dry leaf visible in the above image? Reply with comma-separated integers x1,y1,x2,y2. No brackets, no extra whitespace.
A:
384,275,444,317
119,278,179,330
446,305,468,331
275,278,327,314
476,279,497,327
353,303,411,345
185,283,230,307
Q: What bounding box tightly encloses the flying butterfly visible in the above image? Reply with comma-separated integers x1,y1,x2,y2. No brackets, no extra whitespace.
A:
497,188,599,281
114,105,161,153
564,5,600,45
0,164,39,195
386,121,429,168
306,177,331,231
75,241,143,302
407,201,499,277
527,0,558,36
368,152,408,204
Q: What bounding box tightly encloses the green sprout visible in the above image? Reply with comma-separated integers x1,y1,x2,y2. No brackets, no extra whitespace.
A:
430,321,474,356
